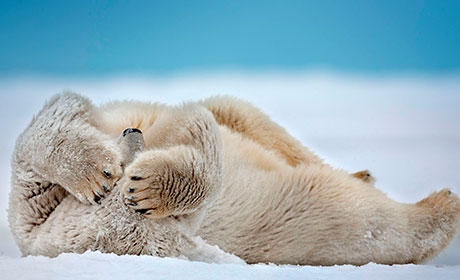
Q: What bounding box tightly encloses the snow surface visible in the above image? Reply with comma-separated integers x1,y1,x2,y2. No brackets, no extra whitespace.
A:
1,71,460,278
1,251,460,280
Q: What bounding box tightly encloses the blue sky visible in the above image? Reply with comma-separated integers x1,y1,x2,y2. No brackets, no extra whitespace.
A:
1,0,459,76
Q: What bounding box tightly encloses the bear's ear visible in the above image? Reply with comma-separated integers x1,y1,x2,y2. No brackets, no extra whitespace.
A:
118,128,145,167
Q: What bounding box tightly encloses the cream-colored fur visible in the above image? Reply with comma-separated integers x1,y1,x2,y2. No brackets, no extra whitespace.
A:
8,93,460,265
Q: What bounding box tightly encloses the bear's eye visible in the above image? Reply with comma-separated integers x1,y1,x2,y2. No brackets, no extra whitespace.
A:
103,170,112,179
131,176,142,181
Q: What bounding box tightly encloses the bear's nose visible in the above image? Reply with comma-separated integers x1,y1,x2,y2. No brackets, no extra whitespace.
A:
122,128,143,137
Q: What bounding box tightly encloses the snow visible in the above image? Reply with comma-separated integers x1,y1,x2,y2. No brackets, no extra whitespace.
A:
1,251,459,280
1,71,460,278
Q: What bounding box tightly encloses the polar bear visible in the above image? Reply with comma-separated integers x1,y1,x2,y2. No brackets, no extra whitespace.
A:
8,93,460,265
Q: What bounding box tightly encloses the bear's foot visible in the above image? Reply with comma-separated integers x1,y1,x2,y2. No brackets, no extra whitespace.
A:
416,188,460,214
410,189,460,263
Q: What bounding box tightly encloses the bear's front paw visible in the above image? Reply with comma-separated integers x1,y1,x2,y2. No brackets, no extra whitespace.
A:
121,146,209,219
120,151,174,218
58,140,123,205
123,178,167,217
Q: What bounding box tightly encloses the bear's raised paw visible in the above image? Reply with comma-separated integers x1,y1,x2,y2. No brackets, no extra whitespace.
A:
416,188,460,213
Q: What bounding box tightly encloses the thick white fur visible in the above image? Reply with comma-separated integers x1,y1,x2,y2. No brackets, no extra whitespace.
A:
8,93,460,265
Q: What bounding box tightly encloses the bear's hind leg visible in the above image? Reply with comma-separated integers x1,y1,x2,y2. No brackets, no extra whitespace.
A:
8,171,68,255
201,96,323,167
409,189,460,263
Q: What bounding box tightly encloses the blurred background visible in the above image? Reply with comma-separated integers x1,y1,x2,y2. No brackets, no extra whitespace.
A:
1,0,460,264
1,0,459,75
